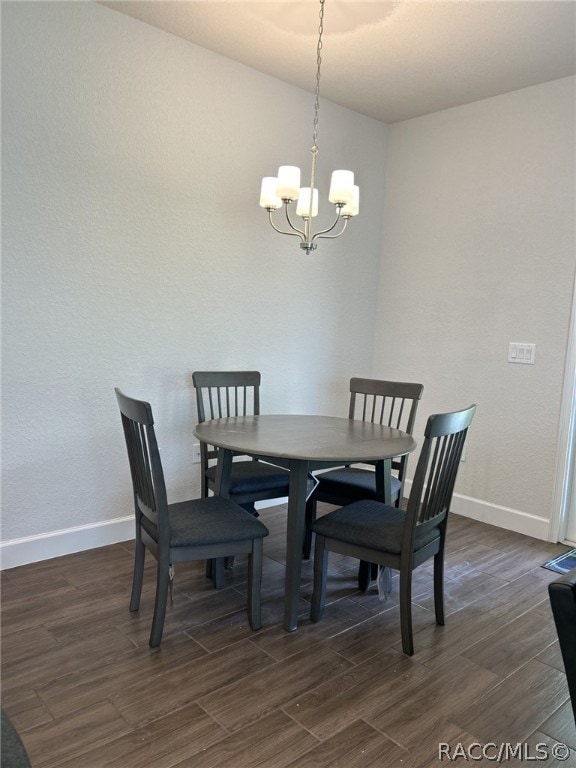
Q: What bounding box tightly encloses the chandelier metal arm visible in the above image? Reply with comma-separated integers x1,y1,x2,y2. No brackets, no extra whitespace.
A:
267,206,306,240
313,215,350,242
284,205,307,238
305,205,347,242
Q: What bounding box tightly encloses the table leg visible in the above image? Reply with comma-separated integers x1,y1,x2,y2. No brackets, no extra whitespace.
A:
284,459,308,632
359,458,393,591
375,458,392,503
215,448,233,498
211,449,234,579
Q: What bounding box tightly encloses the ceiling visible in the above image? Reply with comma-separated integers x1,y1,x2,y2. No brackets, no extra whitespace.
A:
100,1,575,123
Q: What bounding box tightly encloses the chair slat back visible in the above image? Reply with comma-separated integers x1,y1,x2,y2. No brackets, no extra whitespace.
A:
349,378,423,432
115,388,169,538
349,378,423,473
192,371,261,464
193,371,261,423
406,405,476,534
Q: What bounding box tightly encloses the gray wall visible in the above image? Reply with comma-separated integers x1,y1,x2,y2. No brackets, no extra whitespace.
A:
375,77,575,533
1,2,575,560
1,2,386,543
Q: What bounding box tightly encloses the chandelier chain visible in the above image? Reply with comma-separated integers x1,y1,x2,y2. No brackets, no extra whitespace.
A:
312,0,324,157
309,0,325,218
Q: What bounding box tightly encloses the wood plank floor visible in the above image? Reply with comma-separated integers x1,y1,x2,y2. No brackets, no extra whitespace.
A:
2,505,575,767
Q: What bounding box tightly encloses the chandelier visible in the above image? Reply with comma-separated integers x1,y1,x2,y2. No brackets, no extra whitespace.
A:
259,0,359,254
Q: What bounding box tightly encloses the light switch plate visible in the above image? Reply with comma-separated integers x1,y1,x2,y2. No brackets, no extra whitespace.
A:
508,343,536,364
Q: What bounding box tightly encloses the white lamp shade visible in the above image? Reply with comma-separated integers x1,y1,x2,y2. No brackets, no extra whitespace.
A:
328,170,355,204
341,185,359,216
260,177,282,209
277,165,301,200
296,187,318,218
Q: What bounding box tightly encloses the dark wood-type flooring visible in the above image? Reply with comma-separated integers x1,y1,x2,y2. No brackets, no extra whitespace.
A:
2,505,575,767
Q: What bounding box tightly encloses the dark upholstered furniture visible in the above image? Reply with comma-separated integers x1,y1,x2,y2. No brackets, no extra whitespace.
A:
1,709,31,768
115,388,269,647
192,371,290,516
304,377,424,590
311,404,476,656
548,567,576,724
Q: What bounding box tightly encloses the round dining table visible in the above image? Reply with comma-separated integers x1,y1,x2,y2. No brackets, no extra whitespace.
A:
194,414,417,631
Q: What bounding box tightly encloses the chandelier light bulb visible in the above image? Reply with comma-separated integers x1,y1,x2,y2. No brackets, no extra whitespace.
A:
341,185,360,217
296,188,319,218
328,170,355,205
259,177,282,209
276,166,301,201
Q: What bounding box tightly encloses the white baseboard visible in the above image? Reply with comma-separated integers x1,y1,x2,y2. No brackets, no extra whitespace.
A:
404,479,550,541
0,516,135,570
0,501,286,570
0,489,551,571
0,498,292,571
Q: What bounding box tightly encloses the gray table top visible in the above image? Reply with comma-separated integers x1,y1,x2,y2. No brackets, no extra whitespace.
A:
194,414,416,463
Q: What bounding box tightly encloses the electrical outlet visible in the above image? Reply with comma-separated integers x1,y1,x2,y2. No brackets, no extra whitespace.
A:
192,443,201,464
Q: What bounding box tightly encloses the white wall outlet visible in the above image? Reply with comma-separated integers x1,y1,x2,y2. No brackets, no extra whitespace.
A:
508,342,536,365
192,443,202,464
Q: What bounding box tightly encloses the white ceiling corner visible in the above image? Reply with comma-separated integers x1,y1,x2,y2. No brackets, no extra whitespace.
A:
98,0,576,123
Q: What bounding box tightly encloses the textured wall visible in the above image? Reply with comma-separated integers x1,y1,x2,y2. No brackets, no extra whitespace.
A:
2,2,574,547
374,77,576,519
1,2,387,540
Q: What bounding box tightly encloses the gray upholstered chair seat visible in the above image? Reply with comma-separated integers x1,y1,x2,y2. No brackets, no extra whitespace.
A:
312,498,441,554
315,467,402,504
205,461,289,496
140,496,269,548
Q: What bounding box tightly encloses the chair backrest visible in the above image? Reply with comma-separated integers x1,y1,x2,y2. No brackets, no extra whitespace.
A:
192,371,262,466
404,404,476,549
349,378,424,474
192,371,261,423
349,378,423,431
115,388,169,542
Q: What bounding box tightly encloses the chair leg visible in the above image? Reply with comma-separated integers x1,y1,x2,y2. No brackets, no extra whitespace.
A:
247,538,263,630
399,567,414,656
240,502,258,517
129,536,145,612
150,562,170,648
207,558,228,583
213,557,225,589
358,561,383,590
433,551,446,626
310,534,329,622
303,497,316,560
358,560,371,591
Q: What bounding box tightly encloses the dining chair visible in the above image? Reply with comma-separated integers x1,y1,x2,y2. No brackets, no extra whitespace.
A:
303,377,424,589
115,388,269,648
310,404,476,656
548,567,576,725
192,371,290,515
